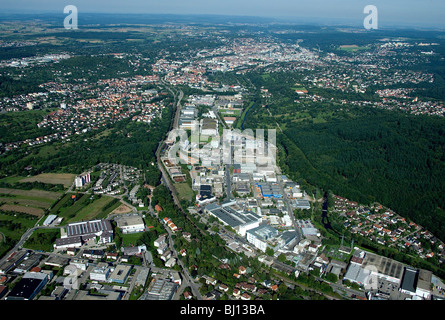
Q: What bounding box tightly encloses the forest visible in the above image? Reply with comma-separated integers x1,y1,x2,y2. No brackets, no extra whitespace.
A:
280,110,445,242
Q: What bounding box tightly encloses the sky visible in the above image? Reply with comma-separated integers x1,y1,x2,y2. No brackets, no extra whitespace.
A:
1,0,445,28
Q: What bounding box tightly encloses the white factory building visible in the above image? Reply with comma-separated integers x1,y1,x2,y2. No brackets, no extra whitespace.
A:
205,200,261,237
115,215,145,234
246,225,279,252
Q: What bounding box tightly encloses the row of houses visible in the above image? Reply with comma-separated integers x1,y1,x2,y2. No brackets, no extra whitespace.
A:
154,234,177,268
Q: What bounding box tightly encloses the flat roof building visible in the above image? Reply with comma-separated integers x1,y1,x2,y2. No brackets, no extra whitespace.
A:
66,219,113,238
143,277,178,300
343,262,374,287
0,250,28,275
361,252,404,284
6,272,48,300
400,267,432,299
400,267,418,296
246,225,279,252
201,118,218,136
115,215,145,234
55,236,83,249
417,269,432,299
344,251,405,287
90,262,111,282
205,201,261,236
257,182,282,198
301,227,321,238
55,219,113,249
293,199,311,210
109,264,132,284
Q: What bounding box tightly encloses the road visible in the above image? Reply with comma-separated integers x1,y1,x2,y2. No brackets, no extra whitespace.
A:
0,225,43,266
276,171,302,242
225,164,233,200
154,85,205,300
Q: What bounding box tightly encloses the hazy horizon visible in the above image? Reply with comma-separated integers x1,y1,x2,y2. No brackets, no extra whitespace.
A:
1,0,445,29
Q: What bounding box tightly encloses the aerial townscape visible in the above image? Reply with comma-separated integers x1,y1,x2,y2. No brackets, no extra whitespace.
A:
0,3,444,311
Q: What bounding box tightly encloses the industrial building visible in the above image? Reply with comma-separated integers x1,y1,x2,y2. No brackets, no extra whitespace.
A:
205,200,261,236
361,252,405,284
55,236,83,249
55,219,114,249
179,106,197,131
115,215,145,234
143,277,178,300
43,214,58,226
200,118,218,136
256,182,282,198
109,264,132,284
292,199,311,210
0,250,29,275
6,272,49,300
400,267,432,299
246,225,279,252
344,250,405,287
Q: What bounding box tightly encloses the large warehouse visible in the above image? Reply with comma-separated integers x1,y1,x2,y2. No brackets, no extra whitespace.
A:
205,201,261,236
256,182,282,198
115,215,145,234
344,250,405,287
6,272,49,300
66,219,113,238
55,219,114,249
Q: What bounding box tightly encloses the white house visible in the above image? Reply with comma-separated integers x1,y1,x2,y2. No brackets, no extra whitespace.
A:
154,235,167,247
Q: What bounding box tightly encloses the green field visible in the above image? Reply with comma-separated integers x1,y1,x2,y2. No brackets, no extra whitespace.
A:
0,109,56,144
0,210,38,258
219,109,242,117
118,214,164,248
0,175,26,184
120,232,145,247
49,193,121,225
23,228,60,252
337,45,369,52
175,183,195,202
